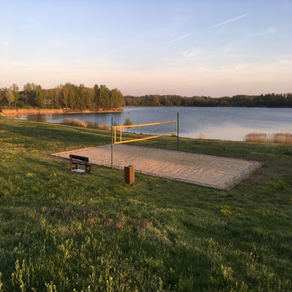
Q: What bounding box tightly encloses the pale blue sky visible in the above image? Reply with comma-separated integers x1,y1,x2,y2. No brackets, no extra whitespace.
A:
1,0,291,96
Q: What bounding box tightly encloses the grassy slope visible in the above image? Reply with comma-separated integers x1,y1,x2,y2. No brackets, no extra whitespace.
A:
0,116,291,291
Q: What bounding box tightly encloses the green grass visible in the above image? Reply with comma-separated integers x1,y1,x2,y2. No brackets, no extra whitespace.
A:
0,116,292,291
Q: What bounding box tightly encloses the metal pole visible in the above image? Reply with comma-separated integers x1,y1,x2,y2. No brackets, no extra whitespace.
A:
111,116,114,169
120,112,122,142
177,112,179,150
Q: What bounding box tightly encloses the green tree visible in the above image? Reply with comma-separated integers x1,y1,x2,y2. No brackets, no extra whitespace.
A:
35,85,47,108
5,88,15,108
0,88,5,106
48,85,62,108
23,82,37,106
95,85,111,109
10,84,20,107
78,84,94,110
110,88,124,108
83,87,95,110
62,86,69,108
93,84,99,108
67,84,76,109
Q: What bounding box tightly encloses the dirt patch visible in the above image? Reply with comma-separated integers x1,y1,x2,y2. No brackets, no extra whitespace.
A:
53,144,263,190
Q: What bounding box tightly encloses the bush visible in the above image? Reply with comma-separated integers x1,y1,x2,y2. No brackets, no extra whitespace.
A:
87,122,111,130
15,101,26,108
63,119,88,128
124,118,133,126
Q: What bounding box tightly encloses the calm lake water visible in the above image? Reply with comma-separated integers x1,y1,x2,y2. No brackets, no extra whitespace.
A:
18,107,292,141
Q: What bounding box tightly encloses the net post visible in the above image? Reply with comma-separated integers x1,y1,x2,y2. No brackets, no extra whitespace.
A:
177,112,180,150
120,112,123,142
114,126,117,144
111,117,114,169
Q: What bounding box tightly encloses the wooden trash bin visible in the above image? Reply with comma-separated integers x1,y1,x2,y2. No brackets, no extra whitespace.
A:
124,165,134,184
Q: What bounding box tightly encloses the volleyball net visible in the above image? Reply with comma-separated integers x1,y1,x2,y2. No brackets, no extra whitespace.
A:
113,120,177,145
110,114,180,168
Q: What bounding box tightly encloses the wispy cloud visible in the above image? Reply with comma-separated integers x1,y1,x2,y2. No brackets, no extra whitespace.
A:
165,32,193,44
211,12,253,28
0,40,9,46
183,49,201,58
248,27,276,36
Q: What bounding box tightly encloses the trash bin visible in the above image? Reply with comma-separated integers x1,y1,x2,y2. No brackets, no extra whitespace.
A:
124,165,134,184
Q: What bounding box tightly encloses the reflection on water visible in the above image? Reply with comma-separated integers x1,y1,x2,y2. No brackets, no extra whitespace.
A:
18,112,123,125
18,107,292,141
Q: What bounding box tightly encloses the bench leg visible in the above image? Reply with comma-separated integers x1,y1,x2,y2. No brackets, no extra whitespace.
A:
70,161,79,171
71,163,78,171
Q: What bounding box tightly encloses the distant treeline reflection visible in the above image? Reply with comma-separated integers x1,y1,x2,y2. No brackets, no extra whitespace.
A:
124,93,292,107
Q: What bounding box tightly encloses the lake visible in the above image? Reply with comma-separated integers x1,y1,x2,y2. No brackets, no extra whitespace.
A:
18,107,292,141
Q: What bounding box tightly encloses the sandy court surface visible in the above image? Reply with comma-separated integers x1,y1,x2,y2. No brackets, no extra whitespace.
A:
53,144,263,190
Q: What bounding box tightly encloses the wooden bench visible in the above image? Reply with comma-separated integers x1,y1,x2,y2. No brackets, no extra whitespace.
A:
69,154,92,173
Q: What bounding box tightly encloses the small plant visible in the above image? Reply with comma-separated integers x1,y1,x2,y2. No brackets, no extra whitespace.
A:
266,179,288,190
124,118,133,127
198,133,206,139
123,118,133,132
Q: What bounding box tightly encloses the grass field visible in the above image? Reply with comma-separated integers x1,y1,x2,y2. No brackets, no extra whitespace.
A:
0,116,292,291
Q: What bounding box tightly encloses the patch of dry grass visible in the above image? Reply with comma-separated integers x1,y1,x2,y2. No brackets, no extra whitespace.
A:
87,122,111,130
274,133,292,144
63,119,111,130
245,133,268,143
245,132,292,144
63,118,88,128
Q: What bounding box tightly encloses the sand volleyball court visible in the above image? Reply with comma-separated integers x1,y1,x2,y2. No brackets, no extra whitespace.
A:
53,144,262,190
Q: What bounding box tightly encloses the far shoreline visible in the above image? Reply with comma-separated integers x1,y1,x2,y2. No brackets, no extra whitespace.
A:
0,108,123,116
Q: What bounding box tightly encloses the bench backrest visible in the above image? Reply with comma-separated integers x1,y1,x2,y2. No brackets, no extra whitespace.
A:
69,154,89,162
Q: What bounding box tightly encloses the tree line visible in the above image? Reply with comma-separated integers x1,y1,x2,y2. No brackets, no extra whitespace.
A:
0,83,124,110
124,93,292,107
1,83,292,109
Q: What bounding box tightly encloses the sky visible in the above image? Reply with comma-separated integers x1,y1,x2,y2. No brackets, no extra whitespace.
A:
0,0,291,97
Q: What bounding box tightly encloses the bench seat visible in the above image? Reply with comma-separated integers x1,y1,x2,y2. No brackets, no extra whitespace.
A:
70,154,92,173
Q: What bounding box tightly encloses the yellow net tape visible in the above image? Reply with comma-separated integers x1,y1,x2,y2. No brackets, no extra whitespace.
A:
113,120,176,145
